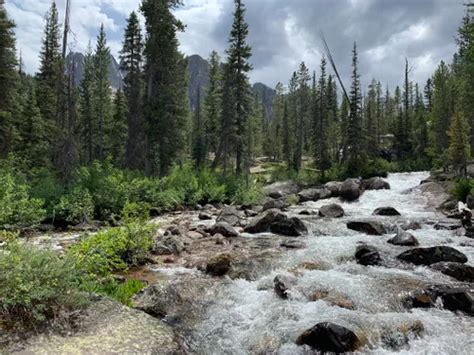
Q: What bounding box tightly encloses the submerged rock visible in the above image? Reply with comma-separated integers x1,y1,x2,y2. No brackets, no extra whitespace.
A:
397,246,468,265
298,188,332,202
319,203,344,218
373,207,401,216
347,220,386,235
355,245,382,266
381,321,424,351
274,274,297,299
388,231,419,246
296,322,360,353
308,290,355,309
431,262,474,282
206,253,232,276
363,177,391,190
280,240,306,249
340,178,362,201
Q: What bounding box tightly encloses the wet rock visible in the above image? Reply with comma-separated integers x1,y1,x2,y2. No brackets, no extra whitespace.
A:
340,178,362,201
298,188,332,202
388,231,419,246
299,210,316,216
216,206,244,226
274,274,297,299
280,240,306,249
399,221,422,231
319,204,344,218
403,288,439,308
324,181,342,197
373,207,401,216
270,217,308,237
363,177,391,190
198,212,212,220
434,221,462,230
153,235,185,255
308,290,355,309
347,220,386,235
467,195,474,209
397,246,468,265
381,321,424,351
245,209,258,217
440,288,474,315
206,253,232,276
465,226,474,239
262,199,288,212
165,224,186,236
206,222,239,238
296,322,360,353
263,181,299,198
244,209,286,234
355,245,382,266
431,262,474,282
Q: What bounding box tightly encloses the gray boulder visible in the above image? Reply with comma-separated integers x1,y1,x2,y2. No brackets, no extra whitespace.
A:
207,222,239,238
431,262,474,282
397,246,468,265
262,198,288,212
373,207,401,216
363,177,391,190
340,178,362,201
298,188,332,202
347,220,386,235
274,274,297,299
324,181,342,197
319,204,344,218
153,235,185,255
216,206,244,226
388,231,419,246
296,322,360,353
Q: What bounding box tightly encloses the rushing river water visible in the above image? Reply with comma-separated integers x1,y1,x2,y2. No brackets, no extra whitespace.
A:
188,172,474,355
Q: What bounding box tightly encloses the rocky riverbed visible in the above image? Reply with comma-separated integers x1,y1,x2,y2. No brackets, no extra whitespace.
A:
8,172,474,354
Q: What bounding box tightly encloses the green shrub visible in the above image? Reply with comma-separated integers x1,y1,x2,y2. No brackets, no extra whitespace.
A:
451,178,473,202
0,172,46,229
69,222,156,277
225,176,263,205
29,169,64,217
0,242,87,330
56,187,95,225
82,278,145,307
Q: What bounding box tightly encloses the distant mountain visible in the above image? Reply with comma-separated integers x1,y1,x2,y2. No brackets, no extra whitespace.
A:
66,52,275,119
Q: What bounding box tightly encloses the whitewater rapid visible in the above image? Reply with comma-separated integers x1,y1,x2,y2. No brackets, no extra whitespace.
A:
189,172,474,355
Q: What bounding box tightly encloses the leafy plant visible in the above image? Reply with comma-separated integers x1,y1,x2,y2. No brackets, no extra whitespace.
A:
56,187,95,225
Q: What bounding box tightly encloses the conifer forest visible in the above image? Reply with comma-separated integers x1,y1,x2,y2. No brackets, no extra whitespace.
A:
1,1,474,353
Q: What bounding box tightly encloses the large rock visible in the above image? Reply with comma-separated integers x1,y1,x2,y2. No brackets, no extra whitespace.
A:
216,206,244,226
440,288,474,315
298,188,332,202
319,204,344,218
262,198,288,212
244,209,286,234
431,262,474,282
397,246,468,265
363,177,391,190
296,322,360,353
373,207,401,216
324,181,342,197
274,274,297,299
13,297,180,354
381,321,424,351
153,235,185,255
270,217,308,237
355,245,382,266
198,212,212,220
263,181,299,198
340,178,362,201
347,220,386,235
388,231,419,246
206,253,232,276
206,222,239,238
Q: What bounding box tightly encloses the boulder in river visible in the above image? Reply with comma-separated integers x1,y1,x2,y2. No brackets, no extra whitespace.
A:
270,217,308,237
263,181,299,198
280,239,306,249
355,245,382,266
296,322,360,353
373,207,401,216
298,188,332,202
381,321,424,351
324,181,342,197
347,220,386,235
216,206,244,226
262,198,288,212
244,209,286,234
440,288,474,315
274,274,297,299
363,177,391,190
207,222,239,238
397,246,468,265
206,253,232,276
198,212,213,220
319,204,344,218
388,231,419,246
153,235,185,255
340,178,362,201
431,262,474,282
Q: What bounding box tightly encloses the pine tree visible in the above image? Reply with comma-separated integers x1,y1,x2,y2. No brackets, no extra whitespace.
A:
120,11,145,170
141,0,189,176
192,88,206,168
365,79,379,158
294,62,310,172
315,57,331,176
448,111,470,175
109,90,128,166
413,83,429,159
203,50,222,156
93,24,112,161
0,4,18,158
79,42,95,163
269,82,285,161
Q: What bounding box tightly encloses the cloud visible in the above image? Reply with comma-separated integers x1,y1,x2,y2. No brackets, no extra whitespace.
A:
5,0,466,91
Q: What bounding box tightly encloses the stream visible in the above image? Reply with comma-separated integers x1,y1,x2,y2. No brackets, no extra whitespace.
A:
182,172,474,354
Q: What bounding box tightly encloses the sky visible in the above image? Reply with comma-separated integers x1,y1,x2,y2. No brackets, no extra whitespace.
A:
5,0,467,91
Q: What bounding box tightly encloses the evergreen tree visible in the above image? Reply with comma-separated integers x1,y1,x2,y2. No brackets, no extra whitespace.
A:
0,4,18,158
192,88,206,168
294,62,310,172
93,24,112,161
413,83,429,159
141,0,189,176
120,11,145,170
79,42,95,163
315,57,331,175
448,111,470,175
365,79,379,157
109,90,128,166
203,50,222,156
268,82,285,160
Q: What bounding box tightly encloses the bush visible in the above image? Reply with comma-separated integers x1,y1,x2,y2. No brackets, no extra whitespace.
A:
0,242,87,330
0,172,46,229
224,176,263,205
69,222,156,277
56,187,95,225
451,178,473,202
82,278,145,307
29,169,64,217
